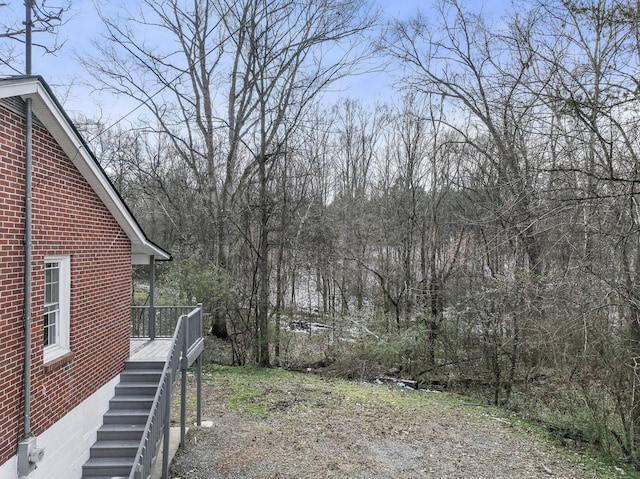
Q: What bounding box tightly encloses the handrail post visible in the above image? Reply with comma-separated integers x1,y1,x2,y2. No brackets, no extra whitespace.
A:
162,372,171,479
180,364,187,448
197,352,202,426
196,303,203,426
181,315,188,448
149,255,156,340
197,303,203,346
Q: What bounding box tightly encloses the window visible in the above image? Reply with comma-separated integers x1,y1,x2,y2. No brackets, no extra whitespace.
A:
44,256,70,363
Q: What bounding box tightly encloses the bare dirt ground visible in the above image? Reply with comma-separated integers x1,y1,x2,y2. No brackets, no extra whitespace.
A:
169,366,627,479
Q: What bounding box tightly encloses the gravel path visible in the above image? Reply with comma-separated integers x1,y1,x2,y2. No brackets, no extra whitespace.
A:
169,367,624,479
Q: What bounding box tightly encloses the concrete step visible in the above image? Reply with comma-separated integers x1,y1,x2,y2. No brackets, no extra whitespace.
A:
124,360,164,371
81,456,134,477
96,423,145,441
115,381,158,397
89,439,140,458
103,408,151,425
109,395,155,410
119,370,161,384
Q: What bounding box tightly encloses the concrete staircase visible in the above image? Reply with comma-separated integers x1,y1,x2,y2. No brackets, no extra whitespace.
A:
80,361,163,479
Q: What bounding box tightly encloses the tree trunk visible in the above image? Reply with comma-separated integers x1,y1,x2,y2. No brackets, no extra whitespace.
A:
274,238,285,365
257,154,270,367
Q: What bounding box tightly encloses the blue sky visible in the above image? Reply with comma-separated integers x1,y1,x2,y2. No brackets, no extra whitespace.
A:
2,0,514,122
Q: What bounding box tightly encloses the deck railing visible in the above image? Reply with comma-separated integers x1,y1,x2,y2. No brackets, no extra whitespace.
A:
131,305,199,339
129,305,204,479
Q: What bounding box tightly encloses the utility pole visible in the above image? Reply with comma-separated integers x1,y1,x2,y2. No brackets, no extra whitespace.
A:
25,0,32,75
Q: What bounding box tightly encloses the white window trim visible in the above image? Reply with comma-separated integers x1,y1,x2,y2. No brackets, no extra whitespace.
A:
44,255,71,363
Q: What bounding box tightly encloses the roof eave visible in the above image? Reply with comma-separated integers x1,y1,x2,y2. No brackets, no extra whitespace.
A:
0,76,171,263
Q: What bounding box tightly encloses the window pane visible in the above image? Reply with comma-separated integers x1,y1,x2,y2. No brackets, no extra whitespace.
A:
44,261,60,348
44,309,58,346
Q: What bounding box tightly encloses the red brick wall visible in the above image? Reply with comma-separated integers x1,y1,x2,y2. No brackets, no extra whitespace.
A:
0,101,132,467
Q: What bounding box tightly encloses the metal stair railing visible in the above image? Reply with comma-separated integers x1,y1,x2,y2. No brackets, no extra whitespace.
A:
130,305,199,338
128,304,203,479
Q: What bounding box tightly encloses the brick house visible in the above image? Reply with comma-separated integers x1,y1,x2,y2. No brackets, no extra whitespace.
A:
0,76,172,478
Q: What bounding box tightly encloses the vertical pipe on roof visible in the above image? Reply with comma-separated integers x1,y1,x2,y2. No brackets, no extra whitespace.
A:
25,0,32,76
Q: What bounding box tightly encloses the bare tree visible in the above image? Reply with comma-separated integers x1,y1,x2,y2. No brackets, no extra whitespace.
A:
0,1,70,74
516,0,640,462
383,0,549,401
85,0,379,365
225,0,379,366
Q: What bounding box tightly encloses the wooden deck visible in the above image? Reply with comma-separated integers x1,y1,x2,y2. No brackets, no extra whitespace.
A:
130,338,173,362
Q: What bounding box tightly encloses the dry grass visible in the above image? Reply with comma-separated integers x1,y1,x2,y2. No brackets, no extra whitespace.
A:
169,365,632,479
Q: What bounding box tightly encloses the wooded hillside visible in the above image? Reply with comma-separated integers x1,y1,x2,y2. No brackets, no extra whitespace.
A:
75,0,640,468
